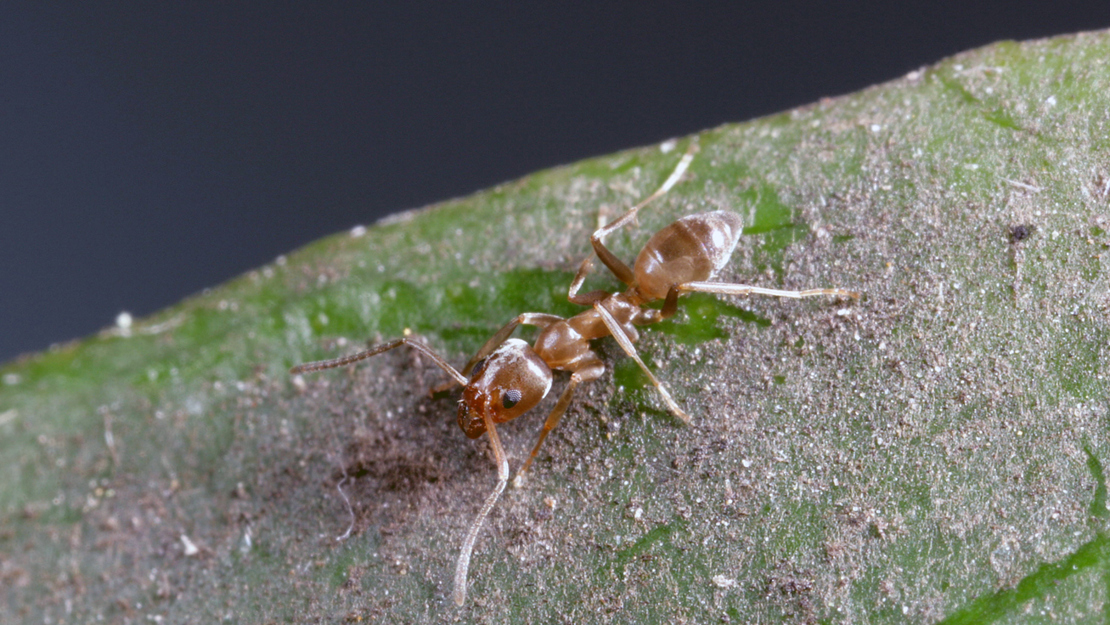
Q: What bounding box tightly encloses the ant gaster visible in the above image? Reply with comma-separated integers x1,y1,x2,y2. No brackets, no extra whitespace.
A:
290,144,860,606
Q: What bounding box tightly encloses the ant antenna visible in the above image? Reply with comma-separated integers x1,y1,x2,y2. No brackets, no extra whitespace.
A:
335,468,355,541
452,414,509,606
291,338,468,386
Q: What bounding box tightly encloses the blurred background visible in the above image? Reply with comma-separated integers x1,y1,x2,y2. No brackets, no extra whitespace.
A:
2,1,1108,364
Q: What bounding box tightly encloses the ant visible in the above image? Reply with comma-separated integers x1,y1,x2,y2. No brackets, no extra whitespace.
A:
290,144,859,606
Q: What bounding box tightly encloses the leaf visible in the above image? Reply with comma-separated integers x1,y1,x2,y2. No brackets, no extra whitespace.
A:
3,30,1110,623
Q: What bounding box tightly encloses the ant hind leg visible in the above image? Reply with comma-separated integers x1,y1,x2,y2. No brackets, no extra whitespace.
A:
672,281,860,303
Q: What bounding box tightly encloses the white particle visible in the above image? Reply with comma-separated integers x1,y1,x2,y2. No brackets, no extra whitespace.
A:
181,534,199,556
712,575,738,588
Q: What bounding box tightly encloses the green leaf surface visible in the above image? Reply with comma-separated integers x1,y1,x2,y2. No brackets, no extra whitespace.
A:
3,30,1110,624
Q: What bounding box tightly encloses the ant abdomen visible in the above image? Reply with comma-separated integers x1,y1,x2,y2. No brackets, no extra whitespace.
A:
632,211,744,301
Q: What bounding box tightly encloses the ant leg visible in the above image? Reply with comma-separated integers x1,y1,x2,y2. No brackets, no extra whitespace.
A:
657,281,858,320
593,303,691,424
659,285,682,319
427,312,564,396
453,415,509,606
291,338,468,387
673,281,860,303
459,312,564,376
567,257,611,306
517,359,605,478
588,143,698,285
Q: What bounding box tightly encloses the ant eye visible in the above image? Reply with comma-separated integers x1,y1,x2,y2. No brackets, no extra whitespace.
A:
502,389,522,409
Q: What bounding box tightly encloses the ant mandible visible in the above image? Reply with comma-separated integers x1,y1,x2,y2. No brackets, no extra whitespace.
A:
290,143,860,606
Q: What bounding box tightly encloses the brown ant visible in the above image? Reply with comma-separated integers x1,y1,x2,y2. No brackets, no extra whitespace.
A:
290,144,859,605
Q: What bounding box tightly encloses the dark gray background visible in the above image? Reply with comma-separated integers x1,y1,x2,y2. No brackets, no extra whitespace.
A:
2,2,1108,364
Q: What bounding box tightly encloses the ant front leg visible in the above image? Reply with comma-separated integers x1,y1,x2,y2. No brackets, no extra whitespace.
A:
428,312,562,396
659,281,860,318
458,312,564,376
517,358,605,478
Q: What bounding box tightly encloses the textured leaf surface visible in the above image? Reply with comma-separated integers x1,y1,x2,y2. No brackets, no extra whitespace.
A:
2,30,1110,624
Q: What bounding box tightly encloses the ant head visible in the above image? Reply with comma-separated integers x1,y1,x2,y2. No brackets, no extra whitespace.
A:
457,338,553,439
